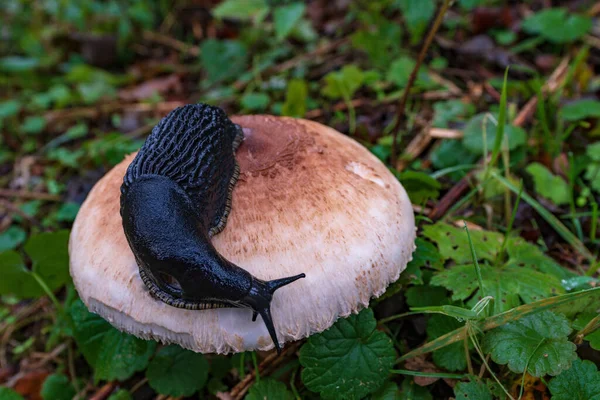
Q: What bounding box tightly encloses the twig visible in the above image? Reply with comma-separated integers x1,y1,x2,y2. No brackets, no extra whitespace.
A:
229,342,302,400
391,0,453,167
396,124,434,172
89,381,117,400
429,128,463,139
0,189,61,201
142,30,200,57
0,199,44,229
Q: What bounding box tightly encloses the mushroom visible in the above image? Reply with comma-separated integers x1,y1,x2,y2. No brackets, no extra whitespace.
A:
69,113,416,354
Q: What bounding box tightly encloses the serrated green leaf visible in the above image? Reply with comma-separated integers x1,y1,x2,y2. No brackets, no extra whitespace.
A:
282,79,307,117
427,314,467,371
396,0,435,44
482,311,576,376
462,113,525,155
146,345,208,396
526,163,571,205
299,308,396,399
562,99,600,121
0,226,26,252
522,8,592,43
369,381,399,400
41,374,76,400
245,378,293,400
505,236,574,281
548,359,600,400
200,40,248,84
70,300,156,382
422,223,504,264
431,262,564,314
0,387,24,400
453,379,492,400
273,3,305,41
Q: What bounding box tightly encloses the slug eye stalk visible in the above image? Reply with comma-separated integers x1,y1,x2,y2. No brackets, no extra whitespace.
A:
244,273,306,353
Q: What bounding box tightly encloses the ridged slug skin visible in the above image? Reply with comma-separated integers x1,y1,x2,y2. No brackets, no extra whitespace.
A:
119,104,304,352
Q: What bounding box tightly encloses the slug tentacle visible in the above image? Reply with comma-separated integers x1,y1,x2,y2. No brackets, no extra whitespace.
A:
120,104,306,352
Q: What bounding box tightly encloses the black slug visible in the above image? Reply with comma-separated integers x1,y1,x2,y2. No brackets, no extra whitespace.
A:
119,104,305,353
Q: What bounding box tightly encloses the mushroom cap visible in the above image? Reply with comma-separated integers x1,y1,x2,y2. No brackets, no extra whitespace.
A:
69,115,416,354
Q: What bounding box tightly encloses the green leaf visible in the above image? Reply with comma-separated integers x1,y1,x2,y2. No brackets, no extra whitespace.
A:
107,390,132,400
406,286,449,308
562,99,600,121
0,251,41,297
0,387,24,400
25,230,71,293
523,8,592,44
241,93,270,111
212,0,268,21
350,18,402,70
299,308,396,399
432,100,474,128
398,171,441,205
282,79,307,117
200,40,248,84
482,311,576,376
585,143,600,193
386,56,414,88
146,345,209,396
0,226,27,252
427,314,467,371
70,299,156,382
245,378,294,400
321,65,364,100
21,116,47,135
505,236,574,281
572,313,600,351
369,381,399,400
0,56,39,72
526,163,571,205
41,374,76,400
56,202,81,222
396,0,435,44
422,223,504,264
453,379,492,400
462,113,525,155
399,379,432,400
548,359,600,400
273,3,306,41
0,99,21,120
431,262,564,314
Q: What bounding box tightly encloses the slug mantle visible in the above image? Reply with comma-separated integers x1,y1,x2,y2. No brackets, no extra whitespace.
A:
69,115,416,354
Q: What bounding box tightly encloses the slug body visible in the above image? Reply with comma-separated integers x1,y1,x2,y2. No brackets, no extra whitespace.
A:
120,104,305,352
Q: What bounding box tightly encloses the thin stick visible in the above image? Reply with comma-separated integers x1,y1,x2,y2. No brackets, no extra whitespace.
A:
391,0,453,167
0,189,61,201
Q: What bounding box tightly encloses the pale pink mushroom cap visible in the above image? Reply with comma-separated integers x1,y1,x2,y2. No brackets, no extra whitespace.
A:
69,115,416,354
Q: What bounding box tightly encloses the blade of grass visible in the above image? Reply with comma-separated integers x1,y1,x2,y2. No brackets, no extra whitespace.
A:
397,287,600,362
488,68,509,170
464,222,487,300
390,370,468,379
491,171,595,263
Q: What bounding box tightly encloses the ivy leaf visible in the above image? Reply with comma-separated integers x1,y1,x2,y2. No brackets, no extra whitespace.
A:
431,262,564,314
562,99,600,121
482,311,577,377
70,300,156,382
146,345,209,397
200,39,248,84
453,379,492,400
462,113,526,155
427,314,467,372
572,313,600,351
422,223,504,264
395,0,435,44
321,65,364,100
548,359,600,400
0,387,24,400
245,378,294,400
282,79,307,117
526,163,571,206
41,374,76,400
522,8,592,43
273,3,306,41
299,308,396,399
